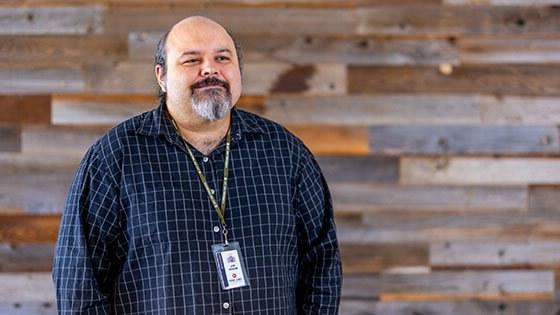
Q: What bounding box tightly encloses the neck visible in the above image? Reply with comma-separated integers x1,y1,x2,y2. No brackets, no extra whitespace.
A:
166,103,232,155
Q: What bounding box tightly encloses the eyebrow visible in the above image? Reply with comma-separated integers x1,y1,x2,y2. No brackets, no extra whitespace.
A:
180,48,232,58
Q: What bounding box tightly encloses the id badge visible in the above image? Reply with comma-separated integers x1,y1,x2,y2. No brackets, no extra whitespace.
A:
212,241,250,290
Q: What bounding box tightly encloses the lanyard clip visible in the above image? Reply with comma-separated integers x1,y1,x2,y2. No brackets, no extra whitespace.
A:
222,223,229,245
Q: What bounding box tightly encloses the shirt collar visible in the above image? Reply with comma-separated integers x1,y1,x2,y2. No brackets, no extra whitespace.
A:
136,102,265,140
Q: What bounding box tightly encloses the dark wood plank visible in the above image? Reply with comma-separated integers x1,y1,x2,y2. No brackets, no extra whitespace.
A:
0,125,20,152
431,240,560,268
0,6,102,35
349,65,560,96
370,125,560,155
317,157,399,183
265,95,481,125
0,244,53,272
341,242,429,274
0,95,51,124
401,157,560,185
342,271,554,301
0,214,60,243
530,185,560,213
285,125,369,156
332,184,528,213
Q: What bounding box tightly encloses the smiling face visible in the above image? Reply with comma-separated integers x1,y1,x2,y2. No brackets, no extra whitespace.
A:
155,17,242,122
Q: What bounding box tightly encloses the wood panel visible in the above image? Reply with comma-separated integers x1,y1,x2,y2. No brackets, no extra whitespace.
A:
285,125,369,156
444,0,560,5
0,95,51,124
431,240,560,268
0,68,84,94
0,214,60,243
401,157,560,185
370,125,560,155
0,6,102,35
0,244,53,272
481,95,560,124
341,243,429,274
318,157,399,183
332,184,528,213
21,125,106,155
349,65,560,96
459,36,560,64
0,125,20,153
265,95,481,125
529,185,560,213
0,273,55,303
342,271,555,301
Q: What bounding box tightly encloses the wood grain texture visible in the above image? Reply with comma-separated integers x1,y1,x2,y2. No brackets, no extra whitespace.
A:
431,240,560,268
317,157,399,183
529,185,560,213
0,95,51,124
285,125,369,156
0,125,20,153
342,271,555,301
445,0,560,5
339,210,560,243
349,65,560,96
0,272,55,303
0,214,60,243
370,125,560,155
0,68,84,94
0,6,102,35
332,184,528,213
401,157,560,185
459,36,560,64
265,95,481,125
22,125,108,155
341,242,429,274
0,303,56,315
0,244,53,272
481,95,560,124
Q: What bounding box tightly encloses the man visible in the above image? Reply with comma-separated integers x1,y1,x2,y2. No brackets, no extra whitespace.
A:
53,16,342,314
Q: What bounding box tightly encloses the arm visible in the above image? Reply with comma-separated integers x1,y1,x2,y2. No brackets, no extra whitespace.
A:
52,145,126,314
294,148,343,315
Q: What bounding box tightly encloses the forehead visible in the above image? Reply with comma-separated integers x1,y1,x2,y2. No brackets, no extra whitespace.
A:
166,20,236,56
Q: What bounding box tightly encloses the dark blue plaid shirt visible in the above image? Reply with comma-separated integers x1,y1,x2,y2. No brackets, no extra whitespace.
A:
52,104,342,314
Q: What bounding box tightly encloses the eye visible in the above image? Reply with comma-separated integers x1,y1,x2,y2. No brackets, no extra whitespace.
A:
216,55,230,62
183,58,200,65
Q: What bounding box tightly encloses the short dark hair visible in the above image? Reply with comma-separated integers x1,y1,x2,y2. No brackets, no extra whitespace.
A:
154,28,243,103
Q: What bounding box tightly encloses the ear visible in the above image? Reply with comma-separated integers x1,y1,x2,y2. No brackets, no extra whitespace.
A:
155,64,166,92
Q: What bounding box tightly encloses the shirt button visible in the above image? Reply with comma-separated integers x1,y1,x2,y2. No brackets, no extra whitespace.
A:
222,302,230,309
210,189,215,194
213,226,220,233
202,157,209,163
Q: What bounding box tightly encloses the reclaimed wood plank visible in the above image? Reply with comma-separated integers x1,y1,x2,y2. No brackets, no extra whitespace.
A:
0,214,60,243
459,36,560,64
401,157,560,185
356,6,560,36
0,68,84,94
21,125,107,155
370,125,560,155
445,0,560,5
339,210,560,243
332,184,528,213
285,125,369,156
0,125,20,153
0,244,53,272
0,303,56,315
0,273,55,303
129,31,458,65
431,240,560,268
349,65,560,96
318,157,399,183
0,35,127,66
3,0,437,6
340,300,560,315
342,271,554,301
0,6,102,35
481,95,560,124
0,95,51,124
529,185,560,213
265,95,481,125
341,242,429,274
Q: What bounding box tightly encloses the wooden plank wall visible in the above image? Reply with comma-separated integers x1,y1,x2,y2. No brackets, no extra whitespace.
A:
1,1,560,314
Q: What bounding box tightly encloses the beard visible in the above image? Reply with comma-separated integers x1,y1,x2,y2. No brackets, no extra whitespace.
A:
190,77,232,122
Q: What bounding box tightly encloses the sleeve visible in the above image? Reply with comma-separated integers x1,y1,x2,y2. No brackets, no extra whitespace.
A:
294,147,343,315
52,144,126,314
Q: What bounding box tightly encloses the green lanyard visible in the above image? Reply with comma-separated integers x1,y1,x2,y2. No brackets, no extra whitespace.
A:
169,115,232,244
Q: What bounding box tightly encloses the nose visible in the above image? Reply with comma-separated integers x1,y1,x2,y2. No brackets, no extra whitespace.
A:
200,59,218,77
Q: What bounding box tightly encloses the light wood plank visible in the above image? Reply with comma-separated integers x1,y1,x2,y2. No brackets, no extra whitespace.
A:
341,243,429,274
265,95,481,125
529,185,560,213
285,125,369,156
459,36,560,64
342,271,555,301
22,125,107,155
0,273,55,303
0,68,84,94
431,240,560,268
0,125,20,153
332,184,528,213
0,6,102,35
0,303,56,315
481,95,560,124
370,125,560,155
445,0,560,5
401,157,560,185
0,95,51,124
0,244,53,272
349,65,560,96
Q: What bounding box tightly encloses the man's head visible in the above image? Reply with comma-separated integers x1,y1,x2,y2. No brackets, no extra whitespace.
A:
154,16,242,122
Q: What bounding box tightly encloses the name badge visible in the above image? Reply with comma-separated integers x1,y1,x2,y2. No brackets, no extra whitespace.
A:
212,241,250,290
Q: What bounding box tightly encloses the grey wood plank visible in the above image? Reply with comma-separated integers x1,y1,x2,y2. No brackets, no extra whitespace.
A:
332,184,527,213
0,6,102,35
0,125,20,153
529,185,560,213
431,240,560,267
401,157,560,185
318,157,398,184
481,95,560,125
0,273,55,303
342,271,555,300
445,0,560,5
22,125,108,155
265,95,481,125
0,244,53,272
0,303,56,315
0,68,84,94
370,125,560,155
459,37,560,64
341,242,429,274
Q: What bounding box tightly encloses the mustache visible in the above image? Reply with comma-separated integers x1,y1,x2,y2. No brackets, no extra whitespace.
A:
190,77,230,91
